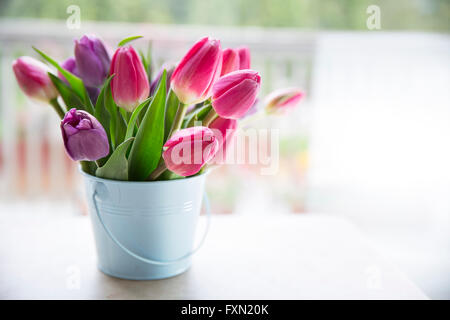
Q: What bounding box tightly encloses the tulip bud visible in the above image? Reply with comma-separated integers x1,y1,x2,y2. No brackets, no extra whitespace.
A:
74,35,111,87
220,48,240,76
12,56,58,103
61,108,109,161
162,127,219,176
264,88,304,114
237,46,251,69
150,63,175,96
211,70,261,119
171,37,222,105
209,117,237,164
110,46,150,112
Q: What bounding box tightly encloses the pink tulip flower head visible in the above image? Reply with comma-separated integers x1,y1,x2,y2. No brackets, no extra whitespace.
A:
211,70,261,119
170,37,222,105
162,127,219,176
237,46,251,69
110,46,150,112
12,56,58,103
220,48,240,76
265,87,305,114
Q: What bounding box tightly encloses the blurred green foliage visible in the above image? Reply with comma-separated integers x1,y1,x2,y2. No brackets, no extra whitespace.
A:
0,0,448,31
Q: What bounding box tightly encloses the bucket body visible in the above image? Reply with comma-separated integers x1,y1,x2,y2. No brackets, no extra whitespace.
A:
82,171,207,280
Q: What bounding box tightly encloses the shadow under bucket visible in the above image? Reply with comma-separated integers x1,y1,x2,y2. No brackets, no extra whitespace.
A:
82,170,210,280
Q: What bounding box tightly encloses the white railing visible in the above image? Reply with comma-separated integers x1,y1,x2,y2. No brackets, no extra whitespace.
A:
0,18,315,200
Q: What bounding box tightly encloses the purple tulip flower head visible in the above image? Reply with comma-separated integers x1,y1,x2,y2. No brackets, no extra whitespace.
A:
61,108,109,161
74,35,110,87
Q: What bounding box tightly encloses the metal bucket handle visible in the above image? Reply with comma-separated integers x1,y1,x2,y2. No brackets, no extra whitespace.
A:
92,188,211,266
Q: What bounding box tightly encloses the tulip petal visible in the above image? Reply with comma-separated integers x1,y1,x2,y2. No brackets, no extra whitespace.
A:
221,48,240,76
212,69,260,98
110,46,149,112
75,35,110,87
12,56,57,102
61,108,110,161
237,46,251,69
162,126,219,176
171,37,222,104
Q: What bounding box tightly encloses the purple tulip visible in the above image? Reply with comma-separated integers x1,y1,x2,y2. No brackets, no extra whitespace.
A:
74,35,110,87
61,108,109,161
150,64,175,96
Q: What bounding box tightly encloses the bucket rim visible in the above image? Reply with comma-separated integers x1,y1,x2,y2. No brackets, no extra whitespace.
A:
79,166,209,185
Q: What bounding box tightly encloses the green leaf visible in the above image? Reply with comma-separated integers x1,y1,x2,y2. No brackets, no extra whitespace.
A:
139,43,152,85
164,89,180,141
94,75,113,134
125,98,151,140
128,71,167,181
104,82,126,150
48,73,84,112
34,47,94,114
95,138,134,181
93,75,115,165
118,36,143,47
184,104,212,128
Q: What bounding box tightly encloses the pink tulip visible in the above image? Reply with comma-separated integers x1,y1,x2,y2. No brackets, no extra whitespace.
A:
265,88,305,114
170,37,222,105
110,46,150,112
211,70,261,119
237,46,251,69
162,127,219,176
209,117,237,164
12,56,58,103
220,48,240,76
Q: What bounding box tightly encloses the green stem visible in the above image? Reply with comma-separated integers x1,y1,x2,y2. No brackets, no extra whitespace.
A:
202,108,218,127
119,108,131,123
185,101,205,116
185,103,212,128
167,102,187,139
49,98,65,119
147,160,167,180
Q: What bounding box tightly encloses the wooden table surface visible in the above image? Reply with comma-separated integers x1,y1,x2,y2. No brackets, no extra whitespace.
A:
0,203,427,299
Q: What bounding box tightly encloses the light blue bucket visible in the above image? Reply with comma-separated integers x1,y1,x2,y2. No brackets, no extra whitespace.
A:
82,170,210,280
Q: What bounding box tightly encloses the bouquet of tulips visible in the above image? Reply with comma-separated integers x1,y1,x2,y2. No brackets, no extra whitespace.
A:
12,35,304,181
